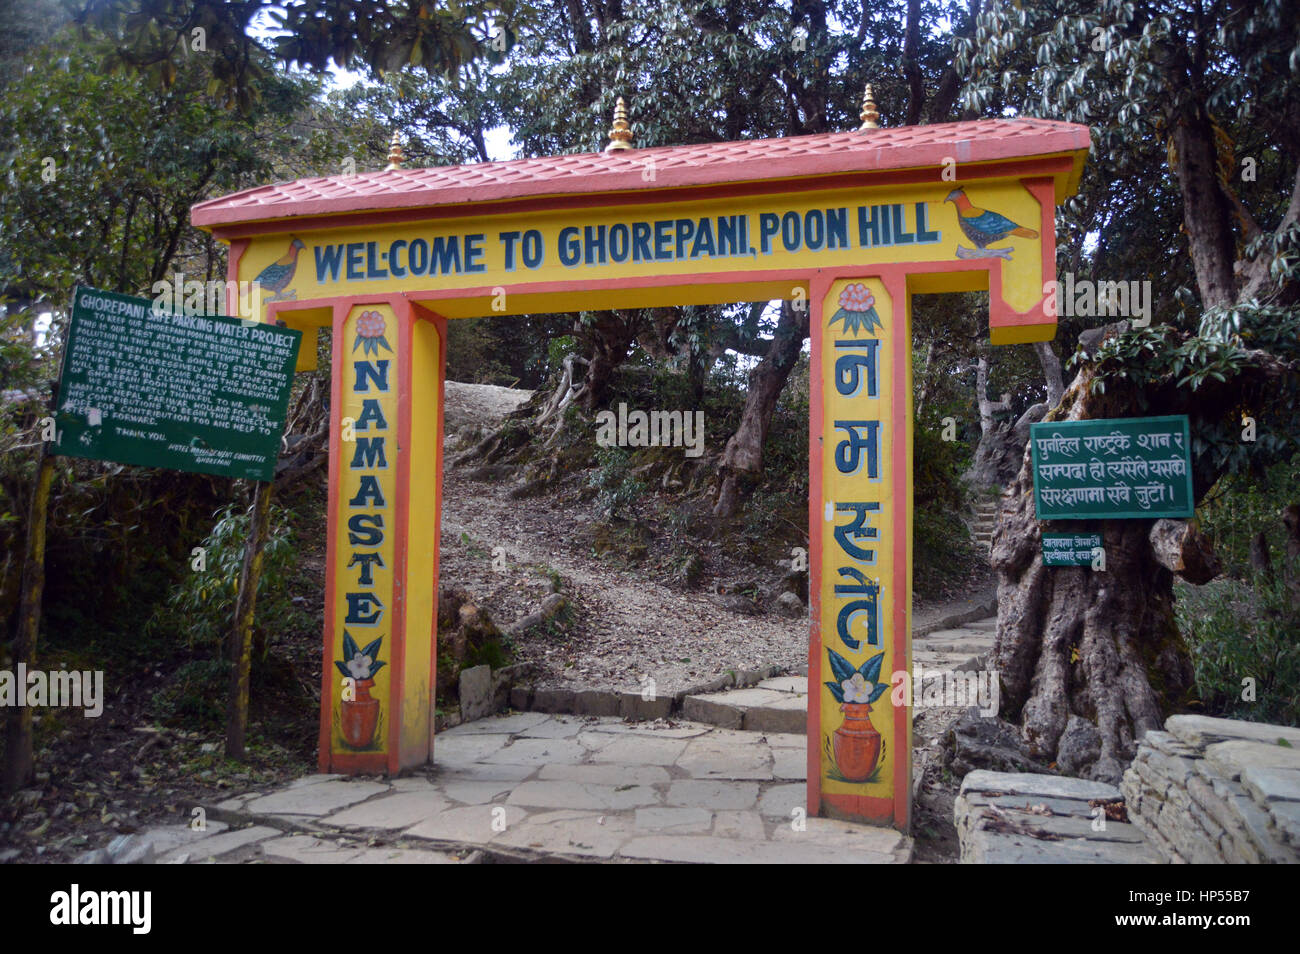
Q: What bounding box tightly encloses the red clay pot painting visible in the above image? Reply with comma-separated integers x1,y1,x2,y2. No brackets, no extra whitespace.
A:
824,648,889,783
832,703,884,782
335,631,386,750
340,679,379,749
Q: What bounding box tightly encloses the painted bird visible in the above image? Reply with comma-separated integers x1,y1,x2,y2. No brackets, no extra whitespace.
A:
944,189,1039,251
253,237,305,301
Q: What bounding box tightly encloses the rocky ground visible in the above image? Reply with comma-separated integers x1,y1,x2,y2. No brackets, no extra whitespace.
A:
437,382,991,698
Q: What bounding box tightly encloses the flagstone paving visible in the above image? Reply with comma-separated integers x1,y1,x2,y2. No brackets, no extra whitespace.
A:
134,714,912,864
680,616,998,732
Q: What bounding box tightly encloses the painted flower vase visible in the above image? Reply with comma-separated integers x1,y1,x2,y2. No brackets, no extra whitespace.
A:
834,703,882,781
341,679,379,749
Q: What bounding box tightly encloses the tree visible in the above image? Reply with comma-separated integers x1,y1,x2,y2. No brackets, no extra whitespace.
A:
0,21,371,789
959,0,1300,779
489,0,965,514
77,0,521,111
0,27,360,316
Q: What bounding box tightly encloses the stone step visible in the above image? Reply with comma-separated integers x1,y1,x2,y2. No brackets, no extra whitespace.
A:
955,769,1162,864
914,639,992,657
683,617,998,733
683,678,808,734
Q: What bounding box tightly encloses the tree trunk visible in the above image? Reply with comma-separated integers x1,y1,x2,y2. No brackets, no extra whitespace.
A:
974,355,1010,435
964,355,1032,490
915,339,935,419
3,450,54,793
1033,340,1064,409
579,310,640,412
712,302,808,517
225,480,273,761
991,368,1207,783
1166,102,1238,309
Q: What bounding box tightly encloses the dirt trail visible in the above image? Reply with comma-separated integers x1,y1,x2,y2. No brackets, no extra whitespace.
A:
439,382,808,694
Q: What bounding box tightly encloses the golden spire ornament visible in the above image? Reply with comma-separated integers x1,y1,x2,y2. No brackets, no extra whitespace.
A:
858,84,881,131
384,131,405,170
605,96,634,152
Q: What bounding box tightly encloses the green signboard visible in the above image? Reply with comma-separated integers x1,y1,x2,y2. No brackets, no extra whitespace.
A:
1042,532,1103,566
53,286,301,481
1030,415,1193,520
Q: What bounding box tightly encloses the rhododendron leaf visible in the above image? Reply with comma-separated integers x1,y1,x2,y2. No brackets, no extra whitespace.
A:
860,651,885,684
827,648,854,683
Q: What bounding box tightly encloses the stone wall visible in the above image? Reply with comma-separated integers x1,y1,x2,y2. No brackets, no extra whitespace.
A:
1121,715,1300,864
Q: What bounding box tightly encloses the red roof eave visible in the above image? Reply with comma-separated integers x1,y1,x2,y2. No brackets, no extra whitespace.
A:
192,119,1091,231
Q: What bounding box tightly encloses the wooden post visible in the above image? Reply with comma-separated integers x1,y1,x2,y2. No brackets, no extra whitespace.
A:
3,445,55,792
225,479,274,760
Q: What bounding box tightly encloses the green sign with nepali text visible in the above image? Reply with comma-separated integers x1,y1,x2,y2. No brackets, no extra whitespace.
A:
1041,532,1103,566
53,286,301,481
1030,415,1193,520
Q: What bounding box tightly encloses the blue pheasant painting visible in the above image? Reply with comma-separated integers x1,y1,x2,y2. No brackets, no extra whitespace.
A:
944,189,1039,261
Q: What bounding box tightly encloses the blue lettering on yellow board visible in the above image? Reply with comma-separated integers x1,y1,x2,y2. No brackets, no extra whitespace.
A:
347,552,384,586
833,420,880,478
833,502,880,563
307,205,944,283
345,354,391,628
834,567,880,650
834,339,880,398
826,297,887,674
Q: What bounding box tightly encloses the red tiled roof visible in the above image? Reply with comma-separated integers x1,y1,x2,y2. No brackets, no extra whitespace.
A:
192,118,1089,229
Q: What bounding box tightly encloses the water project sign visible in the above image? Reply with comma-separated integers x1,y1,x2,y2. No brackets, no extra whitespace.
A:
54,287,301,481
1030,415,1193,520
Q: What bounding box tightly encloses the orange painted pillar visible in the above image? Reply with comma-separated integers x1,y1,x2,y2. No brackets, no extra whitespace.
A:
808,271,913,831
319,295,445,774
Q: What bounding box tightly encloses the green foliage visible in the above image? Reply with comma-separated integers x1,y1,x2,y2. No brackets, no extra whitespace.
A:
956,0,1298,332
463,637,511,670
1086,305,1300,482
447,317,513,384
446,314,567,387
913,423,969,512
912,424,979,599
1198,454,1300,580
81,0,518,112
0,22,365,318
588,446,645,520
149,658,231,729
146,502,295,656
1177,576,1300,727
762,358,810,492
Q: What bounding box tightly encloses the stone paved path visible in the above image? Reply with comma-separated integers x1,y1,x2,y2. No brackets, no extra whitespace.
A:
680,616,998,733
125,714,911,864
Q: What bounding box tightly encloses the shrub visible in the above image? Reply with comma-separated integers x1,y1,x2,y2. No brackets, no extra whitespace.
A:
911,420,979,599
149,658,231,729
588,446,644,519
1177,575,1300,726
146,501,295,656
1198,452,1300,579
